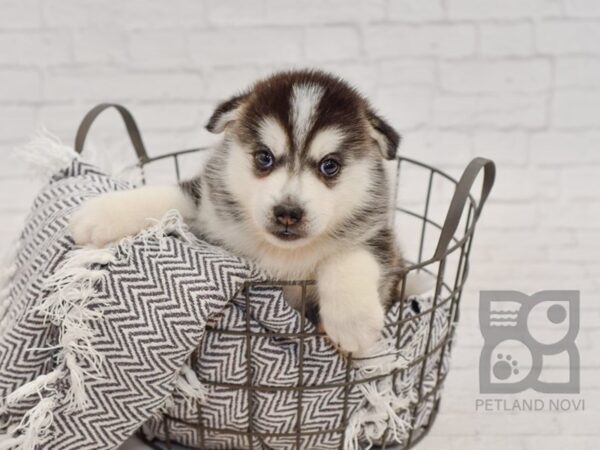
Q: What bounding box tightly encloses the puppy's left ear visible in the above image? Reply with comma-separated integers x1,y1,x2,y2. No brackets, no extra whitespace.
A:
366,109,401,160
206,93,248,134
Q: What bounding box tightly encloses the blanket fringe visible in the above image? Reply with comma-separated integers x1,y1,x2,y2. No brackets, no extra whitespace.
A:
2,370,63,411
118,210,194,256
17,129,78,180
344,325,430,450
18,127,146,186
0,398,55,450
36,247,116,411
16,398,55,450
0,435,24,450
175,364,208,403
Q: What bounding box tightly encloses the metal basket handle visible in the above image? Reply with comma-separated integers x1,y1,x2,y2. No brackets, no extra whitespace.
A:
74,103,150,164
432,157,496,261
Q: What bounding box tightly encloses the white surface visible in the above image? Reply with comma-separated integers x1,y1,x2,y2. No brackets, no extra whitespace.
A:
0,1,599,448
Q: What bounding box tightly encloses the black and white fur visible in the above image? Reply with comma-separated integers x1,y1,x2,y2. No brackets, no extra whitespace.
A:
70,70,404,355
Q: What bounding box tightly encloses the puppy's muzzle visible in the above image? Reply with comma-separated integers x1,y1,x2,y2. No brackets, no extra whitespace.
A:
270,203,306,241
273,204,304,227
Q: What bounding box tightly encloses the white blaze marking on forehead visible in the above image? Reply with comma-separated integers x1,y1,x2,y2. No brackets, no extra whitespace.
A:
307,127,344,161
290,83,325,151
258,116,288,157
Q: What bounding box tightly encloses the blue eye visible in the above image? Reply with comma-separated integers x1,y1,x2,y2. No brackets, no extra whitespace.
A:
319,158,340,177
254,148,274,171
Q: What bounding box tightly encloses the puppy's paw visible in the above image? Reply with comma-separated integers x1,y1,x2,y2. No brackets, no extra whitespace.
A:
320,300,384,356
70,192,146,247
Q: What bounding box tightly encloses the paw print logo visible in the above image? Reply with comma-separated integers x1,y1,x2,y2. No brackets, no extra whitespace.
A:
494,354,519,380
479,291,580,394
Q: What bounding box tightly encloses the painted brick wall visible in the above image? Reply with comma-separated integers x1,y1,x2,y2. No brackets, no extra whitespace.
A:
0,1,598,448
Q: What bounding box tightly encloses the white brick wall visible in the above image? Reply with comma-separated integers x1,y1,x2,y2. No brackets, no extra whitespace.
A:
0,1,599,448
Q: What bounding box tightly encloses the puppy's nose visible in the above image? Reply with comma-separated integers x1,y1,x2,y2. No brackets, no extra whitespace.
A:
273,204,304,227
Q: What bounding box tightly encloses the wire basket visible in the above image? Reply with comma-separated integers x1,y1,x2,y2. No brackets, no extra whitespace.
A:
74,104,495,450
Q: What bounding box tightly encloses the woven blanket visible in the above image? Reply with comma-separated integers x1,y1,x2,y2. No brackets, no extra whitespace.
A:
0,148,451,450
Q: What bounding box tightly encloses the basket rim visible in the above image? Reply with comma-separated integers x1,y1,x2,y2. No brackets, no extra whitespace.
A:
74,103,495,281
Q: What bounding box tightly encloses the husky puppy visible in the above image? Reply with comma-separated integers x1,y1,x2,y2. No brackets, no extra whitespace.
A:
70,70,404,355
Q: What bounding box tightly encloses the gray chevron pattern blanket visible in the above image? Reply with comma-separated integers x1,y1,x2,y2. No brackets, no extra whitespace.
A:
0,153,451,450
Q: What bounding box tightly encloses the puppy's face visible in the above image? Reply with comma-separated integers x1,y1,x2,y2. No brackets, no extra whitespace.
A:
206,71,400,249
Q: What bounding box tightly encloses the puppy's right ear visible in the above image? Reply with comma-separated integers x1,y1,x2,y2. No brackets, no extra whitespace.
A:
205,94,248,134
366,109,401,160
